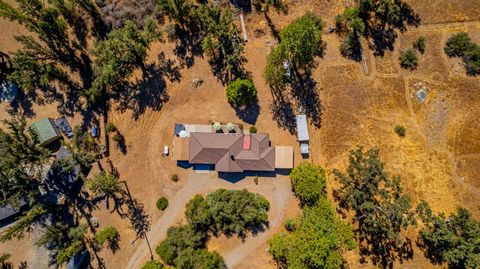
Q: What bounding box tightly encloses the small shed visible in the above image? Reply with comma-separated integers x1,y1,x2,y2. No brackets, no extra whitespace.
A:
275,146,294,169
30,118,62,146
295,115,309,142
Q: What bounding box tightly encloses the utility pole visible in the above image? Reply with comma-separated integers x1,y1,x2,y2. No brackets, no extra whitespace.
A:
120,180,154,260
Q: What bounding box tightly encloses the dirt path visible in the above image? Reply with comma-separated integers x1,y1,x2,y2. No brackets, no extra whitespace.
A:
125,172,293,269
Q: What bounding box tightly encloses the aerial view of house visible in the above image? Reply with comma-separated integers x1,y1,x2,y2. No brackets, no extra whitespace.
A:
173,123,293,171
0,0,479,269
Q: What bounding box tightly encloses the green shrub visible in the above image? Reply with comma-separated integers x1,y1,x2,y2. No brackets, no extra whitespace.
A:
94,227,119,248
226,78,257,107
394,125,406,137
249,126,257,133
416,202,480,268
171,174,180,182
464,44,480,76
413,36,426,54
284,218,297,231
340,33,361,60
106,123,117,133
444,32,473,57
399,49,418,70
141,260,163,269
156,225,208,265
289,162,327,206
112,133,123,143
156,197,169,210
175,248,223,269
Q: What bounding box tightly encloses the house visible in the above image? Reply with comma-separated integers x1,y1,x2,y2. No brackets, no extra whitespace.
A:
173,124,294,172
30,118,62,146
40,146,81,204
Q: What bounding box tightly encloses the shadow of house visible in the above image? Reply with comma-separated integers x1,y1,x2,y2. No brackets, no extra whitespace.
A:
218,170,279,183
67,249,90,269
40,147,83,205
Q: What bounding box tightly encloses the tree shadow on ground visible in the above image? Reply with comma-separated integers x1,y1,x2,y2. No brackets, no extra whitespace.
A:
114,133,127,155
114,61,171,120
125,198,151,238
366,26,398,57
6,90,36,118
365,2,421,57
270,95,296,133
290,70,323,128
234,101,260,125
171,26,204,69
359,236,414,268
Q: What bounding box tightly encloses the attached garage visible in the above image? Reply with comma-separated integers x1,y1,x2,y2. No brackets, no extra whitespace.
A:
275,146,294,169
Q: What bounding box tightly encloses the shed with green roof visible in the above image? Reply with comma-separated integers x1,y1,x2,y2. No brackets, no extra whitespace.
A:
30,118,62,146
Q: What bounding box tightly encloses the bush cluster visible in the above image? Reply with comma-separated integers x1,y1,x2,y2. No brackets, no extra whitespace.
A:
264,12,323,89
394,125,406,137
186,189,270,237
141,260,163,269
156,189,270,268
289,162,326,206
94,227,119,249
445,32,480,75
156,197,169,210
269,162,355,268
413,36,426,54
399,49,418,70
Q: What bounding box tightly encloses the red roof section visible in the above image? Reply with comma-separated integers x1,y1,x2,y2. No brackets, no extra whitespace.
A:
243,134,251,150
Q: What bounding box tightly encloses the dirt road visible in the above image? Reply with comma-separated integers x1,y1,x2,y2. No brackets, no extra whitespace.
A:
125,172,294,269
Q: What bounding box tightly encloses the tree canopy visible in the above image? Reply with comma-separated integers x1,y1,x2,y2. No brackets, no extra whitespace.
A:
87,171,123,201
94,226,120,250
335,0,419,59
89,19,161,103
289,162,326,207
0,118,50,208
185,189,270,237
225,78,257,107
444,32,480,76
269,198,356,269
416,201,480,268
141,260,164,269
278,12,323,69
155,225,211,266
333,146,416,267
0,0,104,101
264,12,323,89
399,48,418,70
444,32,473,57
158,189,270,267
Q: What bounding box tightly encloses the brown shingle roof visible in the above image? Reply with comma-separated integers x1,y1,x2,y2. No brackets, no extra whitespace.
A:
188,133,275,172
